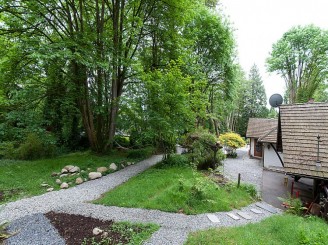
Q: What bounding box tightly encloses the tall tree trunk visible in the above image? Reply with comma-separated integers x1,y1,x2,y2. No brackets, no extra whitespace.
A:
72,61,99,151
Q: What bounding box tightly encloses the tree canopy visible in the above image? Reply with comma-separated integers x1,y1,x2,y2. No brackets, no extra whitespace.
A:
0,0,241,156
267,25,328,104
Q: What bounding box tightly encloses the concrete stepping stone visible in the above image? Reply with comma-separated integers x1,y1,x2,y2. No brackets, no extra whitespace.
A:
250,208,263,214
237,212,252,220
227,213,240,220
256,203,277,213
207,214,220,223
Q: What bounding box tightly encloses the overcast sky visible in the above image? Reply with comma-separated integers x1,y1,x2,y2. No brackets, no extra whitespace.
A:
219,0,328,102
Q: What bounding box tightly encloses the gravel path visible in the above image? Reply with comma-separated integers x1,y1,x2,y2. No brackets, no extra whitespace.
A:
1,149,280,245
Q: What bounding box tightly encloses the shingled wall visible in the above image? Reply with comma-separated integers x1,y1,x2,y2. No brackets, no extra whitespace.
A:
280,102,328,179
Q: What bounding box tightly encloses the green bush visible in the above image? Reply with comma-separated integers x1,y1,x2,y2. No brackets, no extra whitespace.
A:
127,147,154,159
278,195,307,216
0,141,18,159
161,154,191,167
129,130,154,148
114,135,130,148
184,129,225,170
16,133,57,160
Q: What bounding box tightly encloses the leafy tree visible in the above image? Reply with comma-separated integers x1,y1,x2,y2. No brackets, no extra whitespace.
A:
0,0,239,156
143,61,194,156
183,7,235,135
313,81,328,102
267,107,278,119
0,0,199,152
267,25,328,103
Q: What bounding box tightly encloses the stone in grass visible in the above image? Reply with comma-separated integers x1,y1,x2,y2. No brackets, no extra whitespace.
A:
75,177,83,185
93,227,103,235
41,183,49,187
63,165,75,171
97,167,108,173
60,182,69,189
55,179,62,185
89,172,102,180
47,188,54,192
61,168,68,174
109,163,117,171
69,166,80,173
59,174,68,178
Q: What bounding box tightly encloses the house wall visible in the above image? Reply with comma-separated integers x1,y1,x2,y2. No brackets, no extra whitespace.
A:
250,138,263,158
250,138,255,157
263,143,284,168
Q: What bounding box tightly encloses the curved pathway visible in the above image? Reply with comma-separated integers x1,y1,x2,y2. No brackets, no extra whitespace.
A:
1,151,281,245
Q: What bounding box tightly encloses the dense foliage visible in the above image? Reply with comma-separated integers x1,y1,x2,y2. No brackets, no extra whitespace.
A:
184,129,225,170
267,25,328,103
0,0,244,157
224,65,269,136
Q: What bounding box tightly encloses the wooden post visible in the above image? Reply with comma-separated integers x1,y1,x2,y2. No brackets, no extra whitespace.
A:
237,173,241,188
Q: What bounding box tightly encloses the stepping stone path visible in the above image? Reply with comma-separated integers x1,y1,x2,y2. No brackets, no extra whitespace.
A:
250,208,263,214
208,204,277,223
207,214,220,223
237,212,252,220
256,203,278,213
227,213,240,220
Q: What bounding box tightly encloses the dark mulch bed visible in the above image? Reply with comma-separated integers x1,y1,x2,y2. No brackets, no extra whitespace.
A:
45,212,132,245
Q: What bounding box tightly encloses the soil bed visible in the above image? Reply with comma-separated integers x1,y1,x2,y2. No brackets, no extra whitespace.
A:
45,212,154,245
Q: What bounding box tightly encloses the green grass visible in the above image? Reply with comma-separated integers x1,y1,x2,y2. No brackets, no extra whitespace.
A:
82,221,159,245
0,150,151,204
185,214,328,245
94,165,255,214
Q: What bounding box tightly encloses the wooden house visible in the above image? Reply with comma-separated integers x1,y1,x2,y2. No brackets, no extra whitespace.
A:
279,102,328,180
246,118,283,168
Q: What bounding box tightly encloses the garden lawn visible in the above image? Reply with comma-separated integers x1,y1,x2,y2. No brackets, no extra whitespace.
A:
0,150,149,204
94,165,256,214
186,214,328,245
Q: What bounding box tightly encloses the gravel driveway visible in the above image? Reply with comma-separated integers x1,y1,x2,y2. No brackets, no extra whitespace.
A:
2,149,279,245
224,146,263,193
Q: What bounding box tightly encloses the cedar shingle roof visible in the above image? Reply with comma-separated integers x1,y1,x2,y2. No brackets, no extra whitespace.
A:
258,127,278,143
246,118,278,140
280,102,328,179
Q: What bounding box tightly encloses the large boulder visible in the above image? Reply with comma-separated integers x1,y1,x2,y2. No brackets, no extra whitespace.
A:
88,172,102,180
